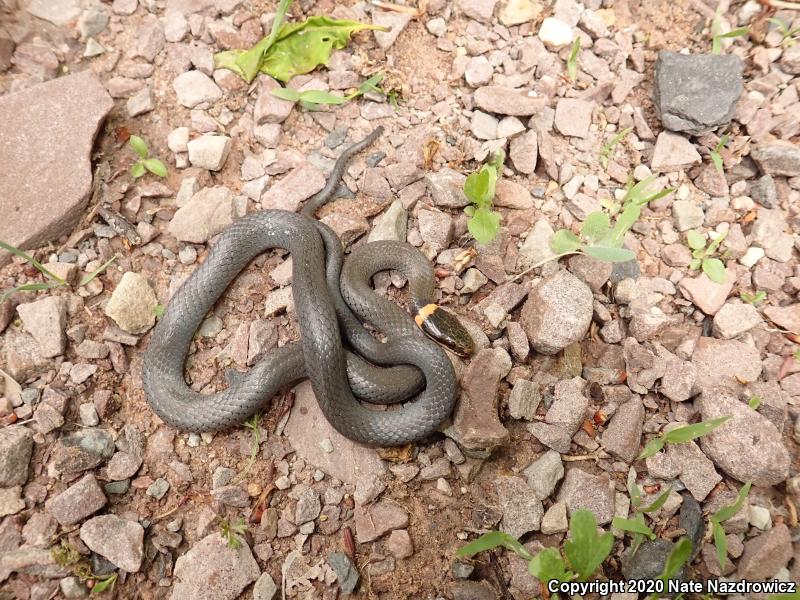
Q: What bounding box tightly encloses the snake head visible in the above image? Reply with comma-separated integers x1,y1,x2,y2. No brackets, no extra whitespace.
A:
415,304,475,357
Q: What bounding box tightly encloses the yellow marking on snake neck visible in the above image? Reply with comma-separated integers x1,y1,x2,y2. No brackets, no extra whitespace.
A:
414,303,439,327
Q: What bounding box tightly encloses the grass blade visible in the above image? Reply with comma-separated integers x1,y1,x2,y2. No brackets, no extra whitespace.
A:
79,255,118,287
0,241,66,284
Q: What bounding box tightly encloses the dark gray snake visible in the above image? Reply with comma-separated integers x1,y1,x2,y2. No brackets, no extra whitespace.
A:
142,128,474,446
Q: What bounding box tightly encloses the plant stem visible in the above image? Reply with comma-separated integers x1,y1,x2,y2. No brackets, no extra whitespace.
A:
506,252,582,283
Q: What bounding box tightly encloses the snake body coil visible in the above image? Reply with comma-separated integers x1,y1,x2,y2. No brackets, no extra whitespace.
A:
142,130,465,446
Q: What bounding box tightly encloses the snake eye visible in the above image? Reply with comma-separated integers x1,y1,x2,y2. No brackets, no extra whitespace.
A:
415,304,475,357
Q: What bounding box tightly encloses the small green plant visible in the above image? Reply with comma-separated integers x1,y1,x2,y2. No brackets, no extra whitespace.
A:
649,537,693,600
91,573,118,595
0,241,117,303
740,290,766,306
235,412,262,482
710,482,751,570
613,483,672,554
51,542,117,594
711,12,749,54
600,174,674,216
220,516,248,549
599,127,632,169
271,73,385,110
129,135,167,179
769,17,800,47
686,229,728,283
566,37,581,82
709,133,730,173
748,395,762,410
215,0,386,83
638,416,731,459
463,150,504,246
457,509,612,587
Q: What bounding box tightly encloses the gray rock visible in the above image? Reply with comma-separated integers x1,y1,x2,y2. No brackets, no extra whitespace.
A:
654,51,742,134
671,200,704,232
0,487,24,517
253,573,278,600
554,99,593,138
262,163,326,212
354,500,408,543
45,473,107,526
541,501,568,534
465,56,493,87
750,141,800,177
458,0,498,23
471,110,499,140
691,337,761,394
508,379,539,420
600,397,644,463
527,377,588,453
173,71,222,109
80,515,143,573
26,0,80,25
368,200,407,243
698,388,790,487
473,86,548,116
52,429,115,475
0,426,33,487
517,220,556,271
645,434,720,501
328,552,359,595
373,10,412,49
651,132,702,173
16,296,67,358
557,468,615,525
211,485,249,507
520,270,593,354
135,15,165,62
523,450,564,499
622,539,684,582
497,476,543,537
169,186,235,243
147,478,169,499
749,174,777,208
712,301,762,339
104,272,158,335
509,129,537,174
187,136,231,171
295,487,321,524
170,533,260,600
426,168,470,208
417,209,453,251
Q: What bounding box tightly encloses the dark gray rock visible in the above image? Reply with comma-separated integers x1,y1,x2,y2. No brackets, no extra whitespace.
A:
328,552,359,594
51,429,114,474
749,174,777,208
622,539,685,582
654,51,742,134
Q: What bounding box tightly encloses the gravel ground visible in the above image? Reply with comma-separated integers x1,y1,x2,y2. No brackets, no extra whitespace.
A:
0,0,799,598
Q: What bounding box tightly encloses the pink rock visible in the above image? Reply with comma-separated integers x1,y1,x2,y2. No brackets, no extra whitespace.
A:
677,268,734,315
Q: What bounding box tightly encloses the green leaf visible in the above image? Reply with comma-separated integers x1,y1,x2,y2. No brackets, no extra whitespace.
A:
689,257,701,270
1,281,64,304
91,573,117,595
567,37,580,82
357,72,385,95
563,509,614,581
529,547,572,583
637,436,666,459
153,304,165,319
463,165,496,207
550,229,582,254
628,481,642,508
129,135,148,158
741,290,766,305
79,255,118,287
583,245,635,263
602,203,640,248
270,87,302,102
748,395,762,410
702,257,726,283
686,230,706,251
712,481,752,524
717,27,750,40
463,205,476,217
660,537,693,581
713,520,727,569
612,516,655,539
581,212,610,244
457,531,532,561
143,158,168,178
0,240,66,284
131,161,146,179
639,487,672,513
663,416,731,445
467,208,501,246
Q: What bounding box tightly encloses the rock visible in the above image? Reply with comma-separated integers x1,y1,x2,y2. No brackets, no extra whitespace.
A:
509,130,538,175
527,377,588,453
471,110,499,140
52,429,115,475
328,552,359,595
252,573,278,600
600,397,644,463
262,163,326,212
554,99,593,138
497,476,543,537
538,17,573,48
557,468,615,525
354,500,408,543
517,220,556,271
698,389,790,486
458,0,498,23
0,487,24,517
494,180,533,209
0,72,113,268
749,174,777,208
367,200,407,243
508,379,539,419
451,581,497,600
16,296,67,358
187,136,231,171
622,539,684,582
712,301,762,339
474,86,547,117
737,524,792,580
45,473,107,526
499,0,541,26
173,71,222,109
295,487,321,524
0,426,33,487
523,450,564,499
645,435,720,501
568,255,612,292
520,270,593,354
169,186,235,243
25,0,80,25
386,529,413,559
373,10,412,49
691,337,761,394
285,382,385,485
651,132,702,172
658,351,697,402
764,304,800,335
80,515,143,573
678,269,733,315
254,75,294,124
750,141,800,177
781,44,800,73
453,348,512,451
465,56,493,87
426,168,470,208
541,502,568,534
170,533,260,600
104,272,158,335
654,51,742,134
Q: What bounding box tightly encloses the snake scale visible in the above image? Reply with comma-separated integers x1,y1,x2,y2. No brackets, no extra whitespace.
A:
142,127,474,446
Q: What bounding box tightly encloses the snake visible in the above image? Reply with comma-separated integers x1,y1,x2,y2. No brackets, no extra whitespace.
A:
142,127,475,446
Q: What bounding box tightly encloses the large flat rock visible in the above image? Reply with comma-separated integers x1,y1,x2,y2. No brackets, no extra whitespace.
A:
0,71,113,267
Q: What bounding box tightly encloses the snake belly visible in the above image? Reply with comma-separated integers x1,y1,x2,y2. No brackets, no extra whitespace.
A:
141,209,459,446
